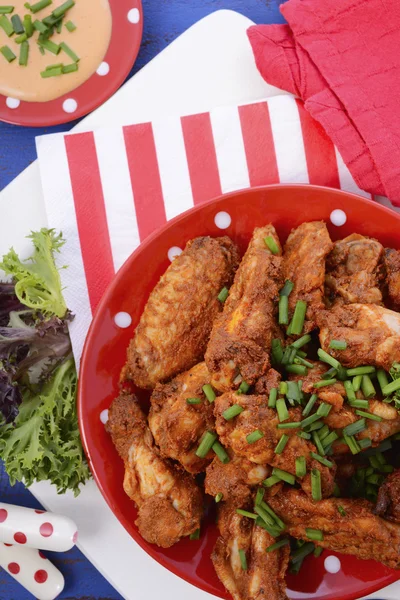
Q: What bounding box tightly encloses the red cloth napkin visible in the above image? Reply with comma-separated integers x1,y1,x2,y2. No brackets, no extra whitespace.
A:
248,0,400,206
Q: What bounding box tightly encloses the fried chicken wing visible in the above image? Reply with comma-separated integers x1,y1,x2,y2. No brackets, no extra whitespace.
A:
325,234,383,306
384,248,400,311
282,221,333,333
318,303,400,370
205,225,283,392
148,362,215,473
254,368,281,396
268,488,400,569
106,393,203,547
289,360,346,411
375,469,400,523
212,502,289,600
125,236,240,389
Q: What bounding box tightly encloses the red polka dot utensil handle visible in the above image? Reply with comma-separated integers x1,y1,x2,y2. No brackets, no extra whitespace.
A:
0,503,78,552
0,542,64,600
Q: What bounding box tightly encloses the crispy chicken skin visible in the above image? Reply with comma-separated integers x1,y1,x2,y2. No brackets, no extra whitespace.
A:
214,393,335,497
289,360,346,411
268,488,400,569
254,368,281,396
205,452,269,507
325,234,384,306
282,221,333,333
212,502,289,600
125,236,240,389
106,393,203,547
148,362,215,474
375,470,400,523
384,249,400,311
205,225,283,392
318,303,400,371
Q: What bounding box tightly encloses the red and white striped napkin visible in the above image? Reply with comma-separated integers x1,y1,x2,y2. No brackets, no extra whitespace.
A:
35,95,368,365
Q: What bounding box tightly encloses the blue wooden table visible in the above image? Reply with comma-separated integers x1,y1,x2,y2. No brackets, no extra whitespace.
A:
0,2,284,598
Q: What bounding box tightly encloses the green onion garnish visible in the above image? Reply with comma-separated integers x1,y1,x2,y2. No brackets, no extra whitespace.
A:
190,528,200,540
294,356,314,369
254,505,276,528
238,380,250,394
277,421,301,430
65,18,75,31
38,38,60,54
52,0,74,18
297,431,311,440
56,17,62,33
290,300,307,335
382,377,400,396
311,468,322,501
10,13,23,32
291,334,311,349
195,431,217,458
279,381,288,395
280,280,294,297
338,505,346,517
18,40,29,65
318,425,330,440
272,467,295,485
321,367,337,380
62,62,78,73
222,404,243,420
352,374,362,392
0,6,14,14
310,452,333,468
361,375,376,399
343,419,366,437
215,492,223,503
355,409,382,422
15,32,27,43
0,14,13,35
275,434,289,454
202,384,216,403
59,40,78,61
287,380,301,401
316,403,332,417
286,364,307,376
218,287,229,303
0,44,15,61
28,0,52,12
344,380,356,403
358,437,372,449
212,440,230,464
302,394,317,417
40,65,62,77
276,398,289,422
33,18,47,32
279,294,289,325
321,431,338,448
313,378,337,388
264,235,279,254
255,487,264,506
306,528,324,541
272,338,284,364
343,433,361,455
186,397,201,404
291,542,315,563
295,456,306,477
366,473,383,486
255,517,281,538
346,366,376,377
349,399,369,409
377,369,390,393
312,431,326,456
329,339,347,350
236,509,257,519
246,430,264,444
381,464,394,473
314,546,323,558
317,348,341,370
301,413,322,429
268,388,277,408
266,538,290,552
260,501,285,530
263,475,280,488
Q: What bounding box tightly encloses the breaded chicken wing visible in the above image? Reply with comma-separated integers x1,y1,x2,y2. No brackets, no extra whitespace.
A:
282,221,333,333
205,225,283,392
254,368,281,396
125,236,240,389
375,469,400,523
212,502,289,600
384,248,400,311
325,234,383,306
318,303,400,370
148,362,215,473
106,393,203,547
268,488,400,569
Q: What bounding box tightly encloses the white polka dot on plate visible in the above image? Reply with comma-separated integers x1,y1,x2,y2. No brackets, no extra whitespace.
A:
63,98,77,114
324,555,341,574
114,312,132,328
168,246,182,262
127,8,140,23
214,211,231,229
6,97,20,109
96,62,110,76
330,209,347,226
100,409,109,425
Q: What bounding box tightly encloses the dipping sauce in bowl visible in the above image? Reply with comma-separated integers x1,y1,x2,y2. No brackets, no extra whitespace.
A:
0,0,112,102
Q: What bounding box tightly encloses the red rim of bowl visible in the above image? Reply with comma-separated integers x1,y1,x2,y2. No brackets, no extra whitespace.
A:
78,184,400,600
0,0,143,127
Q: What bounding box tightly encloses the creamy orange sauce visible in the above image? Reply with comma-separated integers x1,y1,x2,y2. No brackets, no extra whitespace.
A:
0,0,112,102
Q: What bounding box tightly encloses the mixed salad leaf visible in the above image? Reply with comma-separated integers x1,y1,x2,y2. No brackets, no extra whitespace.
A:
0,229,90,496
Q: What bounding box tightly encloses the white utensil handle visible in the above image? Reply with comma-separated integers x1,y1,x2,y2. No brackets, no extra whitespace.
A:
0,502,78,551
0,542,64,600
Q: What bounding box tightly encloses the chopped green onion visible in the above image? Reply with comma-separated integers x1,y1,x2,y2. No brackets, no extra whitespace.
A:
52,0,74,18
297,431,311,440
266,538,290,552
286,380,301,401
347,366,376,377
0,44,15,61
217,286,229,302
312,431,326,456
10,13,23,32
336,365,348,381
264,235,279,254
247,430,264,444
280,280,294,297
382,378,400,396
317,348,341,370
59,39,78,61
311,468,322,501
277,421,300,430
358,437,372,449
344,380,356,403
302,394,318,417
313,378,337,389
272,338,284,364
291,334,312,349
44,62,62,69
321,367,337,380
343,433,361,455
18,40,29,65
65,18,75,31
295,456,306,477
190,528,200,540
236,509,258,519
238,548,247,570
263,475,281,488
337,505,346,517
306,528,324,541
56,17,62,33
381,464,394,473
28,0,52,12
366,473,383,486
318,425,330,440
286,364,307,375
343,419,366,437
290,300,307,336
296,350,307,358
40,65,62,77
294,356,314,369
255,517,281,538
202,384,216,403
15,32,27,42
352,374,362,392
38,38,60,54
212,441,230,464
255,488,264,506
272,467,295,485
275,434,289,454
322,431,338,448
316,403,332,417
281,346,295,366
186,397,201,405
0,14,13,35
279,294,289,325
254,505,276,528
349,399,369,409
361,375,376,399
329,339,347,350
195,431,217,458
276,398,289,422
307,420,324,433
0,6,14,14
33,18,47,32
279,382,288,395
268,388,277,408
291,541,315,563
355,409,382,422
238,380,250,394
215,492,223,503
310,452,333,468
301,413,322,429
260,501,286,530
314,546,323,558
222,404,243,420
377,369,390,394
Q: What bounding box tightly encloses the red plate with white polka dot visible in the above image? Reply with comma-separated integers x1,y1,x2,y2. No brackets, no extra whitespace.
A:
79,185,400,600
0,0,143,127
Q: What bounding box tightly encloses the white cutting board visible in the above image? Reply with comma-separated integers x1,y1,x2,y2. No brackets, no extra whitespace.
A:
0,9,397,600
